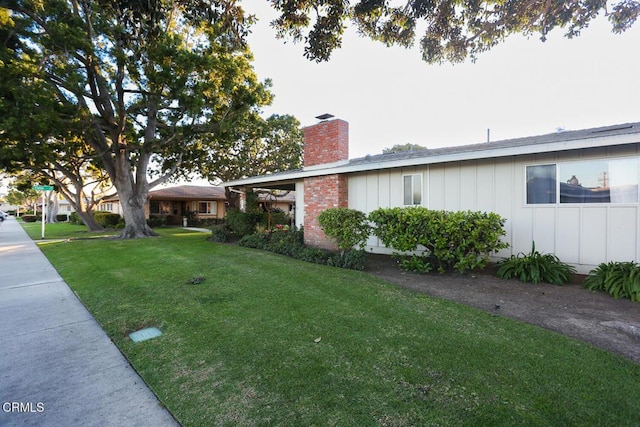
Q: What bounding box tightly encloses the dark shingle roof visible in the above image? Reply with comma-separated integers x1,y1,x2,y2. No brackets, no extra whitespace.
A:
348,122,640,167
148,185,226,200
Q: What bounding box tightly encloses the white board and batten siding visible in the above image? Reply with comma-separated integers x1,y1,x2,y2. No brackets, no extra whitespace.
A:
348,145,640,273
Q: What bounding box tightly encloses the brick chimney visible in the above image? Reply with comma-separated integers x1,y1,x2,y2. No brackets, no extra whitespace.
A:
303,119,349,167
302,119,349,250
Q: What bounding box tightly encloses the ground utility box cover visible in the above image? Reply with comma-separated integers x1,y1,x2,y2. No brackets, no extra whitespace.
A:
129,327,162,342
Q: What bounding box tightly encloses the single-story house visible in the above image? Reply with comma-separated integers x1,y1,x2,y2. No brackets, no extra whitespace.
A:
224,118,640,273
100,185,295,225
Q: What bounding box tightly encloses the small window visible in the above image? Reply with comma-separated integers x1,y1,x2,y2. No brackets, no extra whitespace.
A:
403,174,422,205
198,201,217,215
150,201,170,215
526,164,556,204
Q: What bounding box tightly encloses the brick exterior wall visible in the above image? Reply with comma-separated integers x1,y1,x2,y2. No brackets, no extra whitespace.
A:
303,119,349,167
304,174,348,250
302,119,350,250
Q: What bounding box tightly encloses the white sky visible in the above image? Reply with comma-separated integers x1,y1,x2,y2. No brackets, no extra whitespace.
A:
244,3,640,159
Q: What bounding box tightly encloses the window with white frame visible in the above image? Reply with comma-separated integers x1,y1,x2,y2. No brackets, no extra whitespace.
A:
197,201,217,215
526,158,639,205
403,174,422,205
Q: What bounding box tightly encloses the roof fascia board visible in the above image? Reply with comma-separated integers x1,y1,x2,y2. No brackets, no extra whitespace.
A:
224,132,639,187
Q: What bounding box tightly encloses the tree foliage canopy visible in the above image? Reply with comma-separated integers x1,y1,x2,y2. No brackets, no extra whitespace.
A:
383,143,428,154
1,0,272,237
269,0,640,63
194,114,304,184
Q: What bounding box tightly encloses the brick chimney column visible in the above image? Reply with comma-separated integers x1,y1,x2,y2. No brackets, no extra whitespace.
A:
302,119,349,250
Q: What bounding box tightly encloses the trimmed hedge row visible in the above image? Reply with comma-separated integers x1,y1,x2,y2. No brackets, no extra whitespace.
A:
369,207,508,273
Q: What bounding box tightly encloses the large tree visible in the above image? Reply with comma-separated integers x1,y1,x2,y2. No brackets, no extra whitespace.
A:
192,113,303,208
269,0,640,63
0,94,115,230
1,0,271,238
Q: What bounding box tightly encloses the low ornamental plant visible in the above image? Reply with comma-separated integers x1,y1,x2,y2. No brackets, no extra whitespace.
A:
238,226,367,270
584,261,640,302
496,242,576,285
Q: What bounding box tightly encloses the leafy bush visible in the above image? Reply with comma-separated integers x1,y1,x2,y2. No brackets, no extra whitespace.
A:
147,215,167,228
94,211,121,227
69,212,81,224
496,242,576,285
210,223,232,242
226,209,261,237
318,207,371,254
584,262,640,302
55,214,69,222
327,249,368,270
369,207,508,273
21,214,38,223
191,217,224,228
238,227,366,270
397,255,433,273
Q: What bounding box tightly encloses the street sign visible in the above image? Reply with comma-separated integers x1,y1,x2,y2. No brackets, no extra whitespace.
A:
33,185,54,191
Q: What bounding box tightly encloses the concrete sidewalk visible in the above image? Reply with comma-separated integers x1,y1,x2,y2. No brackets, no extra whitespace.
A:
0,217,179,426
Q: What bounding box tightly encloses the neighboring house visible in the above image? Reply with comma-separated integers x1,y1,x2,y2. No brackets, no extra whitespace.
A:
57,199,75,218
224,118,640,273
146,185,227,225
101,185,296,225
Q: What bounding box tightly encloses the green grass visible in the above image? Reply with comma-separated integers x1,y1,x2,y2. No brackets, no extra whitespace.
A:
33,224,640,426
19,220,118,240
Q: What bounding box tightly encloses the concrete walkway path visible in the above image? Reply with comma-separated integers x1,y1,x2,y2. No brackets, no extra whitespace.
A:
0,217,179,427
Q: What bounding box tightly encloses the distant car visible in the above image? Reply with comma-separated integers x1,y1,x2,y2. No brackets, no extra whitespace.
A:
0,211,7,221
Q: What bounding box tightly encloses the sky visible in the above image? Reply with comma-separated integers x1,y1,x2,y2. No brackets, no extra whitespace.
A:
2,4,639,196
243,3,640,159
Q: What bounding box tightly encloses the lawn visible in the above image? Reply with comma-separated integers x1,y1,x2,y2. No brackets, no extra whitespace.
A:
20,220,118,240
35,225,640,426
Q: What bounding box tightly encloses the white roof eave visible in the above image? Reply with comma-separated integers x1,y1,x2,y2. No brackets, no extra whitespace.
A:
224,132,640,188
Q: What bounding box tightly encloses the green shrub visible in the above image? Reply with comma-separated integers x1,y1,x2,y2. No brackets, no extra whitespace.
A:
259,209,290,231
69,212,81,224
238,227,366,271
210,223,231,242
584,261,640,302
496,242,576,285
397,255,433,273
318,208,371,254
328,249,368,270
192,217,224,228
226,209,261,237
147,215,167,228
369,207,508,273
94,211,121,227
55,214,69,222
22,214,38,223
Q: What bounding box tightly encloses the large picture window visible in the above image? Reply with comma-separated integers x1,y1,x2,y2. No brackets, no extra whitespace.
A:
403,174,422,205
560,158,638,203
526,158,639,205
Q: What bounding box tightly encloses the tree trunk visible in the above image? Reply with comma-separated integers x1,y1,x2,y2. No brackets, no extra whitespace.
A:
46,192,59,223
117,184,158,238
76,210,104,232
